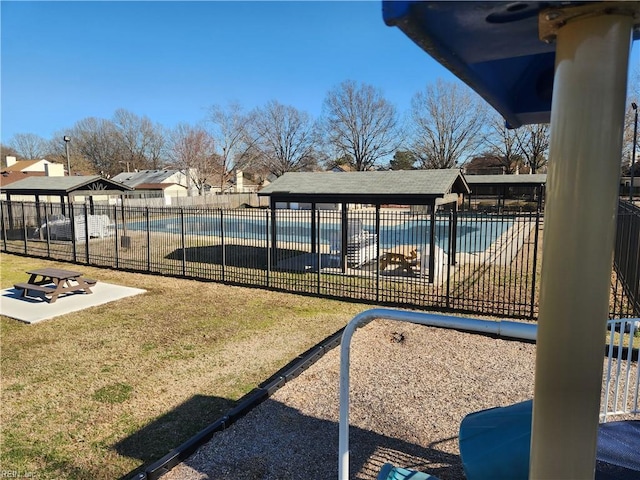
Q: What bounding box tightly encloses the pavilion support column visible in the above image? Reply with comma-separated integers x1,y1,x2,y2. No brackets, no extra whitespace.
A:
428,204,436,283
530,11,633,479
6,195,15,231
35,195,42,237
311,203,317,254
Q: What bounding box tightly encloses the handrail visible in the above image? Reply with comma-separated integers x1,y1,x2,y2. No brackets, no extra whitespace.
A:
338,310,639,479
338,308,537,480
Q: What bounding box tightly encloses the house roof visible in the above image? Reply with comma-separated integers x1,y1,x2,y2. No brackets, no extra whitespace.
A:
259,169,469,204
465,174,547,186
0,171,46,186
111,169,184,187
1,175,132,196
2,159,52,172
135,183,186,190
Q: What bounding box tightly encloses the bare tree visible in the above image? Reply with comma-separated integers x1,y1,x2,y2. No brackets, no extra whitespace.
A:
409,79,487,169
515,123,550,174
167,123,216,194
484,113,523,173
46,134,97,175
8,133,48,160
112,109,166,171
248,100,319,176
622,67,639,172
70,117,123,175
1,144,20,166
322,80,399,171
205,102,253,191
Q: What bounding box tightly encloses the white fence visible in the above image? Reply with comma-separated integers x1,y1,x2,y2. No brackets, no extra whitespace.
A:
602,318,640,421
120,193,269,209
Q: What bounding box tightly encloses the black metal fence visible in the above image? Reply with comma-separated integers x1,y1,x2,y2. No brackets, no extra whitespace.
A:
613,200,640,317
0,199,636,319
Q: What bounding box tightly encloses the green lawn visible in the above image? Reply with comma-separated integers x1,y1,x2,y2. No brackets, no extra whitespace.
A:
1,253,366,479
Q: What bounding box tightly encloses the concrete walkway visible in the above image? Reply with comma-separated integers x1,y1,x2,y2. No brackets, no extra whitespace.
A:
0,282,146,324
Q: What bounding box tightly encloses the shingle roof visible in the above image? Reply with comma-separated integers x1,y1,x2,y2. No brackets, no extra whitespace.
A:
2,159,51,172
135,183,185,190
464,174,547,185
111,170,183,187
259,170,469,197
0,175,131,194
0,171,45,186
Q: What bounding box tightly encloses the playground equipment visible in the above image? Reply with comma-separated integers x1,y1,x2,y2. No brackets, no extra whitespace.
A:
338,2,640,479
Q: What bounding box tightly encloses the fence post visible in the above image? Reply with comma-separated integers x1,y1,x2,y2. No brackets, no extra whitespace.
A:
428,205,436,284
1,202,7,251
21,203,27,255
180,208,186,276
316,208,321,295
146,207,151,272
375,205,381,302
84,203,90,264
220,209,226,282
341,204,348,273
529,197,542,318
114,205,120,269
446,210,454,309
69,203,77,262
266,209,271,287
270,206,277,280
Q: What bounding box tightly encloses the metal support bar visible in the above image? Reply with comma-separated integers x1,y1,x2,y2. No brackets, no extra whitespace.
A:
338,308,537,480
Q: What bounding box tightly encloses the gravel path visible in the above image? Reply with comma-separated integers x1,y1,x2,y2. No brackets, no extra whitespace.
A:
162,317,538,480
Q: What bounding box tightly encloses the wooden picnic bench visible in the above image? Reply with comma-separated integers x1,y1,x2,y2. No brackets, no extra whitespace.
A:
379,247,418,273
14,267,97,303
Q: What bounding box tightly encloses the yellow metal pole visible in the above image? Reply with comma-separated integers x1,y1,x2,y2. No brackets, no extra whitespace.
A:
530,10,633,479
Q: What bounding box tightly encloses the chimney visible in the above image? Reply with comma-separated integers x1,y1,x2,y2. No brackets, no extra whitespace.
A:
236,170,244,192
45,163,65,177
6,156,16,167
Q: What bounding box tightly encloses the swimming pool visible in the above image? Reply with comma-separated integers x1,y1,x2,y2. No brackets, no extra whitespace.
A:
128,213,513,254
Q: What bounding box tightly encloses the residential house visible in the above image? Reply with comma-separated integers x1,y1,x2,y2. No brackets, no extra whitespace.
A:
111,169,193,202
2,155,65,178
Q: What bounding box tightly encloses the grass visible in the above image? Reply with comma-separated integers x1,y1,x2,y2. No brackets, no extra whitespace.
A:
0,252,367,479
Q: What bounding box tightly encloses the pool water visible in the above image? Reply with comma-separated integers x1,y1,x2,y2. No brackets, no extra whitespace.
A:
128,215,513,254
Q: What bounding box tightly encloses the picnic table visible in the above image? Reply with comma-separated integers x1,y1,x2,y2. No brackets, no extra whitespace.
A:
14,267,96,303
379,246,418,273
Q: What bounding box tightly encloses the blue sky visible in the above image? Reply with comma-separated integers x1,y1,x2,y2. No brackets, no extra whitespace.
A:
2,1,638,146
1,0,458,143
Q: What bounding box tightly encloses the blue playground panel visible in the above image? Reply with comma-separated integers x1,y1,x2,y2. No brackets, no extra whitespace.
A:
459,400,640,480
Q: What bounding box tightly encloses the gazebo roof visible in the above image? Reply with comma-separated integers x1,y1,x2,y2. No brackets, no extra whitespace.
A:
465,174,547,186
259,169,469,205
0,175,131,196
